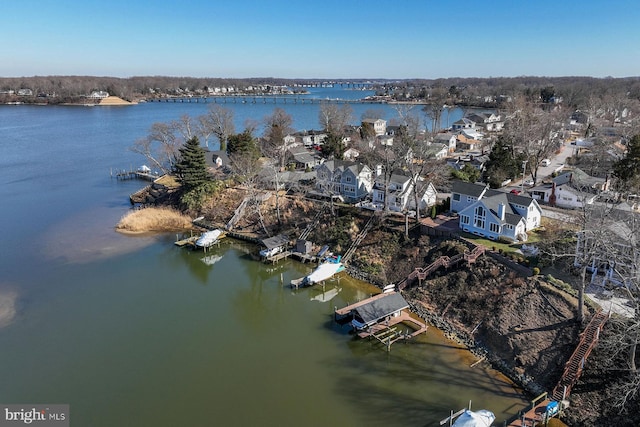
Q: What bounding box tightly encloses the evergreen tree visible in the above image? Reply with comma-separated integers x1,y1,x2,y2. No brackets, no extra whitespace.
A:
321,133,345,159
613,134,640,191
227,130,259,158
174,136,208,191
483,136,525,188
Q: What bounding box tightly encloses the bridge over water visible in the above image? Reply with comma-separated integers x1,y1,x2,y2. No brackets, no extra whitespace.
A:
146,95,387,105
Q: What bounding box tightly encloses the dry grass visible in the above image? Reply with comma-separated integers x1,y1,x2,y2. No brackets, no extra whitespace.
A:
116,207,194,234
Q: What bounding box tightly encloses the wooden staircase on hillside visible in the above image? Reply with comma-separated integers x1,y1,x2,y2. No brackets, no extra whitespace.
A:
396,245,485,291
551,310,610,402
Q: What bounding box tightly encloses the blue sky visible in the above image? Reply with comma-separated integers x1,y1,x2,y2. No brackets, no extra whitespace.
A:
2,0,639,79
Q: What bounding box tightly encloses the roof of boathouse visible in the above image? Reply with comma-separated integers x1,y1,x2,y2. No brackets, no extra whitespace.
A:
353,292,409,326
260,234,290,249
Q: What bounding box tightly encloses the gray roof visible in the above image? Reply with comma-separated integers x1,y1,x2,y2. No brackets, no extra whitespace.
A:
354,293,409,326
452,180,488,198
260,234,290,249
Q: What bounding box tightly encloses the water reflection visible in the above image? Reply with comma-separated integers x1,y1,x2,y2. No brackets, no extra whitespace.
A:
0,286,18,329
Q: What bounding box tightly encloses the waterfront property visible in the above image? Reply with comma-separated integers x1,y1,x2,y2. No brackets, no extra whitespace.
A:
451,181,542,242
334,292,428,350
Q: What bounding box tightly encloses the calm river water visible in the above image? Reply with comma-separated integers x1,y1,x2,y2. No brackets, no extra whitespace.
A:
0,89,526,426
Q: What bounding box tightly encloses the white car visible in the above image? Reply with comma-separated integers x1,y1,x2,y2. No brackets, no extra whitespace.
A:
523,179,535,187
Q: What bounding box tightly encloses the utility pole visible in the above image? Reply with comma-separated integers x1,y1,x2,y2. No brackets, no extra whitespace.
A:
521,160,528,193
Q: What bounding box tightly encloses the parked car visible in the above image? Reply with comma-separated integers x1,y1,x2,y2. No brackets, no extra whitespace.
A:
523,179,535,186
541,159,551,166
510,189,521,195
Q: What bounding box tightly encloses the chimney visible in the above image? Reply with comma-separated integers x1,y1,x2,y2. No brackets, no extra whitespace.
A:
497,203,506,221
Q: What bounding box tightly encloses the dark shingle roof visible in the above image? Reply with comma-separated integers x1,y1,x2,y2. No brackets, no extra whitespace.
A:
261,234,290,249
452,180,487,198
355,293,409,325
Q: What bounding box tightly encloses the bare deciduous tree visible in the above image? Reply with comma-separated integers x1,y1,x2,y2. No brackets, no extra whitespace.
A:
199,105,235,150
131,122,181,173
502,98,564,184
262,108,293,169
318,102,353,136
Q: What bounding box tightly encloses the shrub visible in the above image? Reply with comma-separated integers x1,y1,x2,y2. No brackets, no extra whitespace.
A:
532,267,541,276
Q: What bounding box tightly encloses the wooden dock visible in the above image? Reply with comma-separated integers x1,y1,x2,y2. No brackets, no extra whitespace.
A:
111,169,158,181
174,231,226,251
264,250,292,263
357,311,428,340
335,292,429,351
506,393,557,427
174,236,198,247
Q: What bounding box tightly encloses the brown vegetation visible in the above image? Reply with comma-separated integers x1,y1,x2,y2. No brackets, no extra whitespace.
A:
115,207,194,234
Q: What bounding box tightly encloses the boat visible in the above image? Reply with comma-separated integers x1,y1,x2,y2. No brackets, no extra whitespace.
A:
451,409,495,427
291,256,344,288
195,229,223,248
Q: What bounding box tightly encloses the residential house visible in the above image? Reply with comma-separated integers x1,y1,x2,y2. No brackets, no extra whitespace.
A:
204,149,230,171
447,154,488,172
372,170,437,213
315,160,373,203
465,113,504,132
287,146,323,170
433,132,457,152
17,88,33,96
301,130,328,147
423,143,448,160
452,117,476,131
343,147,360,161
451,181,542,241
458,127,484,141
528,169,607,209
362,118,387,136
88,90,109,99
455,134,481,151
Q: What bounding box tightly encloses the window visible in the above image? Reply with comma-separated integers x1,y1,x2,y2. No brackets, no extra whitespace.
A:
490,223,500,233
461,215,469,225
453,193,460,201
345,176,352,183
474,206,485,229
467,196,477,203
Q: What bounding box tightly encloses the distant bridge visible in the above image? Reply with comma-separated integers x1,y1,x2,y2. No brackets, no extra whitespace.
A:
145,95,386,105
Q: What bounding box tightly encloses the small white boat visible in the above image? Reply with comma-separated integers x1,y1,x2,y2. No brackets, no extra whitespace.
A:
452,409,495,427
291,256,344,288
195,229,223,248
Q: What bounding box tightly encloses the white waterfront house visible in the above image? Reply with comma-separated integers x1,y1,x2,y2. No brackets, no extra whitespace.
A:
451,181,542,241
372,171,437,212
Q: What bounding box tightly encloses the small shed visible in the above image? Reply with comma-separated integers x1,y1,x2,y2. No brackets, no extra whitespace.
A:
295,239,313,255
352,292,409,328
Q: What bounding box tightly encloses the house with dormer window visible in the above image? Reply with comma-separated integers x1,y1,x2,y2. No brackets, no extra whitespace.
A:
372,171,437,212
451,181,542,241
315,160,373,202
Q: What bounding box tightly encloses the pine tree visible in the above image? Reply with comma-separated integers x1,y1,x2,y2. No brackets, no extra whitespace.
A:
613,134,640,191
174,136,208,191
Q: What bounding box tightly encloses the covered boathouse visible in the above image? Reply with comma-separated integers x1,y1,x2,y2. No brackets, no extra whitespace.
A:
334,291,428,351
336,292,410,329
